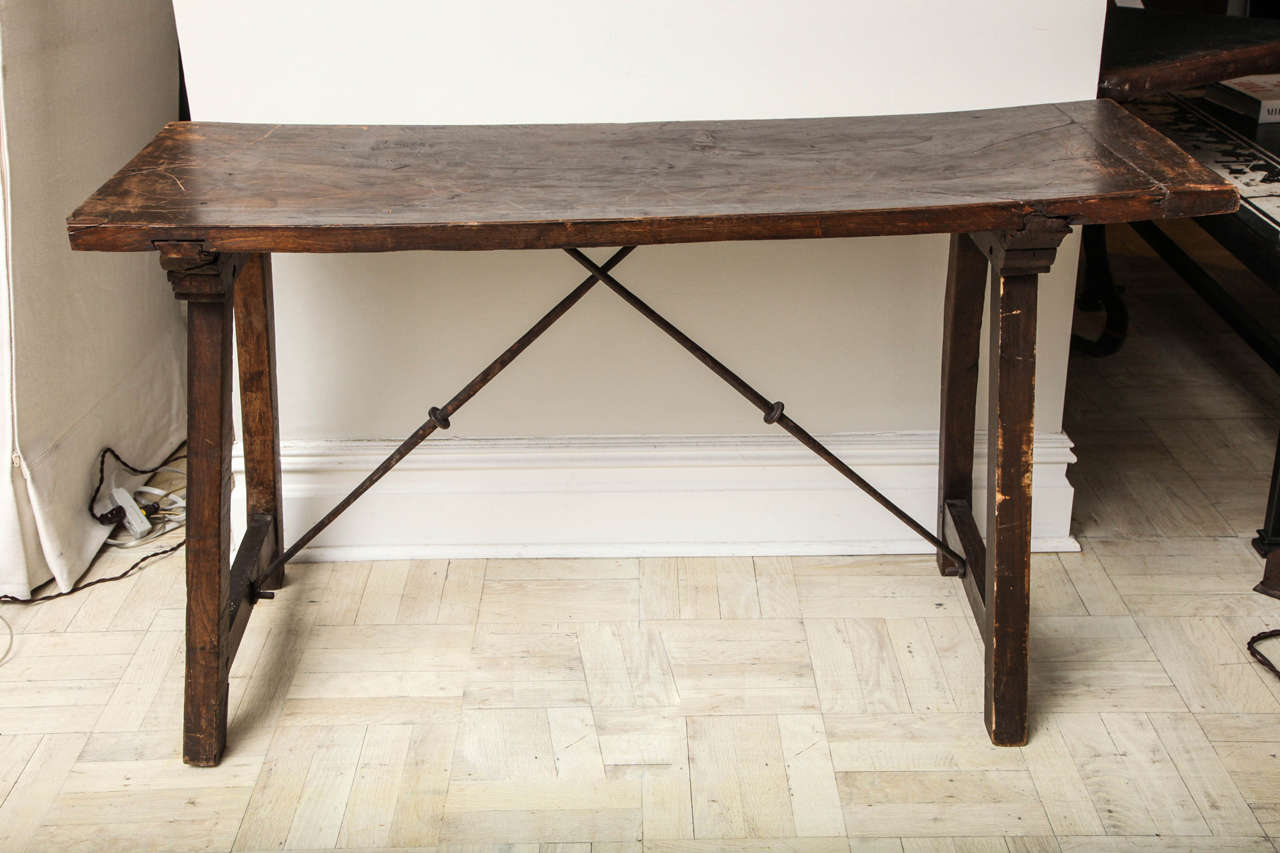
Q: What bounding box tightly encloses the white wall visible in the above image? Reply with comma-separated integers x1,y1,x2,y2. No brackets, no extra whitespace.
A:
176,2,1106,125
173,1,1107,558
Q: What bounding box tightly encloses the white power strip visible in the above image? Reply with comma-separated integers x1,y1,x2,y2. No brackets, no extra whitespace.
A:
103,476,186,548
111,486,153,538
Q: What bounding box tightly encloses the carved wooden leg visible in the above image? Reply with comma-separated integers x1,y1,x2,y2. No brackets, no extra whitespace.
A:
162,244,239,766
234,253,285,590
937,233,989,578
1251,431,1280,599
1259,553,1280,600
1070,224,1129,358
969,221,1070,746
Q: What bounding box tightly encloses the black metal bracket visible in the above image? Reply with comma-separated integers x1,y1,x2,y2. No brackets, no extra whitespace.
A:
270,246,966,571
248,583,275,603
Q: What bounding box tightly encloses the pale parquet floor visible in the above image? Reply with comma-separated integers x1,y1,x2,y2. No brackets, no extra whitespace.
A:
2,224,1280,852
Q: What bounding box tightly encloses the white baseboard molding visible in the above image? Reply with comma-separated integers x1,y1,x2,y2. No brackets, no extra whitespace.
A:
231,431,1078,561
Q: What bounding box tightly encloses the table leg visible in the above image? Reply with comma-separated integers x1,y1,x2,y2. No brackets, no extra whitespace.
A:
161,245,238,766
982,253,1040,745
184,293,234,765
234,253,285,590
937,233,988,578
1259,553,1280,600
1070,223,1128,357
1256,429,1280,599
941,222,1069,746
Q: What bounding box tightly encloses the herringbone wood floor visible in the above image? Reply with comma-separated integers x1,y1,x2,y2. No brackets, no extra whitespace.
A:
2,224,1279,852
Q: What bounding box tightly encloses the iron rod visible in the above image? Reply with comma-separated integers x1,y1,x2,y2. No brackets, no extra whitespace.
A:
270,246,636,570
562,248,775,414
563,247,966,568
773,412,964,565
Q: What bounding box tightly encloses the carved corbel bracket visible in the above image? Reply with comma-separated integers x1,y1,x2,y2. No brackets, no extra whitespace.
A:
970,216,1073,276
157,241,247,302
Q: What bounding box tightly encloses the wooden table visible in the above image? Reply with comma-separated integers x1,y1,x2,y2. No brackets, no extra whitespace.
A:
1082,6,1280,360
1095,5,1280,102
1123,93,1280,602
1098,6,1280,102
1092,4,1280,599
67,100,1236,766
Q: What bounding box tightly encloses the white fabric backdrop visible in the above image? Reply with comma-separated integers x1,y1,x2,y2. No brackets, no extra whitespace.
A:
0,0,187,598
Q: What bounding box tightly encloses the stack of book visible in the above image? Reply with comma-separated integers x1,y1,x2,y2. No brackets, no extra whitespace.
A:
1205,75,1280,124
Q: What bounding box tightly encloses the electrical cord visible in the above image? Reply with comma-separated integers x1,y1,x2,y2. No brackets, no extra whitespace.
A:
105,483,186,547
1248,629,1280,682
0,445,189,670
7,445,1280,687
0,539,184,605
0,540,183,668
89,445,186,526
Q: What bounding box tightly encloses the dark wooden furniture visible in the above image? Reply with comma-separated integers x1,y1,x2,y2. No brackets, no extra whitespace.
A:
1124,94,1280,600
1098,6,1280,101
1082,5,1280,358
1091,5,1280,598
67,100,1236,766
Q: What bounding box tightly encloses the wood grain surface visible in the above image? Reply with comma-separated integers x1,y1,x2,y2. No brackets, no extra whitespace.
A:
1099,7,1280,102
67,100,1236,253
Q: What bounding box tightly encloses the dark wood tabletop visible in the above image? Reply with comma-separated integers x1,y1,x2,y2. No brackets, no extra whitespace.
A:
67,99,1236,254
1098,7,1280,101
